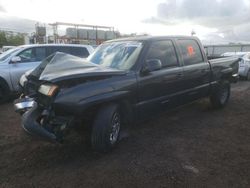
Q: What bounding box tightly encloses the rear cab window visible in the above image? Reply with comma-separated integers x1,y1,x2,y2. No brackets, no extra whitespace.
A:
146,40,179,68
177,39,204,65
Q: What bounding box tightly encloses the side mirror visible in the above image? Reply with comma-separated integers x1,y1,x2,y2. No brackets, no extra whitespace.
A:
141,59,162,74
10,56,21,64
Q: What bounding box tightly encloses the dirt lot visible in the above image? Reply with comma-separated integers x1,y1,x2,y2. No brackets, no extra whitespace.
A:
1,81,250,188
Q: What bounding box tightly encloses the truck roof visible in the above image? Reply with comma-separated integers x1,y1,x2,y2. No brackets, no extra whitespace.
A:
106,35,200,43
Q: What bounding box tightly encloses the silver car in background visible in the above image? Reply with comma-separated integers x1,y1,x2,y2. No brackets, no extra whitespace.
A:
0,46,16,54
221,52,250,80
0,44,94,103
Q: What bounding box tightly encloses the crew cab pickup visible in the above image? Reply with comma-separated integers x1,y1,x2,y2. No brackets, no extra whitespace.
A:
14,36,239,152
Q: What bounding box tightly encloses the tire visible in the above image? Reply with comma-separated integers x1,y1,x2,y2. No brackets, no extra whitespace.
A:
91,104,121,152
0,83,10,104
210,81,230,109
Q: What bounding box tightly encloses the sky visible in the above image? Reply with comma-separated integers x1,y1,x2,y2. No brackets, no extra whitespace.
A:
0,0,250,44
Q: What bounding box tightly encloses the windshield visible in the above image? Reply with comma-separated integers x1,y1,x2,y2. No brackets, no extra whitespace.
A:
0,47,21,62
87,41,143,70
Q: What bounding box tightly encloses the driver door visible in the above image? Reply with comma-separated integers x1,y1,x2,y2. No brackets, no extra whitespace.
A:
136,40,184,119
9,47,46,91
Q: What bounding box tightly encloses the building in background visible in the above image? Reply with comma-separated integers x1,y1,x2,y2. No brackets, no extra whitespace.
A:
34,23,46,44
49,22,117,45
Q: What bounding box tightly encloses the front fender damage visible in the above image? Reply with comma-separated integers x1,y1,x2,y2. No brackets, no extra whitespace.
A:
17,98,74,142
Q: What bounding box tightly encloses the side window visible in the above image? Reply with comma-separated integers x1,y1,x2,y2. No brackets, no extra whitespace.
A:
34,47,46,61
48,46,70,55
70,47,89,58
177,39,203,65
57,47,71,54
52,46,70,54
47,47,57,55
146,40,179,68
18,48,36,63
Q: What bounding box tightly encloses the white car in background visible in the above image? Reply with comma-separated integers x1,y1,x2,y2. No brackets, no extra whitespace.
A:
2,46,16,53
221,52,250,80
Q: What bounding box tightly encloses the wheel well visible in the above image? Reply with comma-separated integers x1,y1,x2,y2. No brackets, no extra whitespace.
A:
118,100,135,125
82,99,135,127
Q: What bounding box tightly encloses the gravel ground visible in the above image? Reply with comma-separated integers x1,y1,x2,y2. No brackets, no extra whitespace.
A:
0,81,250,188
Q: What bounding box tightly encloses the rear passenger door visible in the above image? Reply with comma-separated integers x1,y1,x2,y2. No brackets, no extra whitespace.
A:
176,39,211,103
137,40,184,118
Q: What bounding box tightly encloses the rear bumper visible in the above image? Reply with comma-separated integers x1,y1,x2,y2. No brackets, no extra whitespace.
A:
14,97,73,142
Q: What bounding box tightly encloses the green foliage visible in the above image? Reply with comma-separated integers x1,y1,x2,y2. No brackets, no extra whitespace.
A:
0,32,8,47
0,31,24,47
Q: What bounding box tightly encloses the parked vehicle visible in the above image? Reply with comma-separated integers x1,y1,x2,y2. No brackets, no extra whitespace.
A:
0,44,94,103
221,52,250,80
14,36,239,152
1,46,16,53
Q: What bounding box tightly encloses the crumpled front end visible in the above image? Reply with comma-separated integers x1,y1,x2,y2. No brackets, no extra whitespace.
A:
14,97,74,142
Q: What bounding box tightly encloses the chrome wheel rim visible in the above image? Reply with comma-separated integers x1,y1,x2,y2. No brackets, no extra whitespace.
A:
109,112,121,145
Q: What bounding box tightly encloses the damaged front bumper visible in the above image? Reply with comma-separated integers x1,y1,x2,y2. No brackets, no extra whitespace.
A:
14,97,73,142
14,97,35,114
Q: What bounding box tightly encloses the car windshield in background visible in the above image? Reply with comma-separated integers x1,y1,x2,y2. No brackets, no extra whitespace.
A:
87,41,143,70
0,47,21,62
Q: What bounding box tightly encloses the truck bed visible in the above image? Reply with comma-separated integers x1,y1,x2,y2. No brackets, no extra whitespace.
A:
209,56,240,83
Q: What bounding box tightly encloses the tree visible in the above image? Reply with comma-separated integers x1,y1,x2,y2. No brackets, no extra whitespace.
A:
0,31,25,47
7,34,24,46
0,31,8,47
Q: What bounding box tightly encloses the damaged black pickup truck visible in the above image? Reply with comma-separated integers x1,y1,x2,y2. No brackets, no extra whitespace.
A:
14,36,239,152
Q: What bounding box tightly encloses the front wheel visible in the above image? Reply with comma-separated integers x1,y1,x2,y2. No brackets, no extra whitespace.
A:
210,81,230,109
91,104,121,152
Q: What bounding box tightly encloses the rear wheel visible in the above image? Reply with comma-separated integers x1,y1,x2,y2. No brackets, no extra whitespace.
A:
91,104,121,152
0,83,10,104
210,81,230,109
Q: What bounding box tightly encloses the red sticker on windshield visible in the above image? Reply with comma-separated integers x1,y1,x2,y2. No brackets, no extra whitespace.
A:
187,46,195,56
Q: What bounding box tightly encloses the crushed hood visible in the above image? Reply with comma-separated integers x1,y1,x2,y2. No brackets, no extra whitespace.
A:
30,52,126,82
